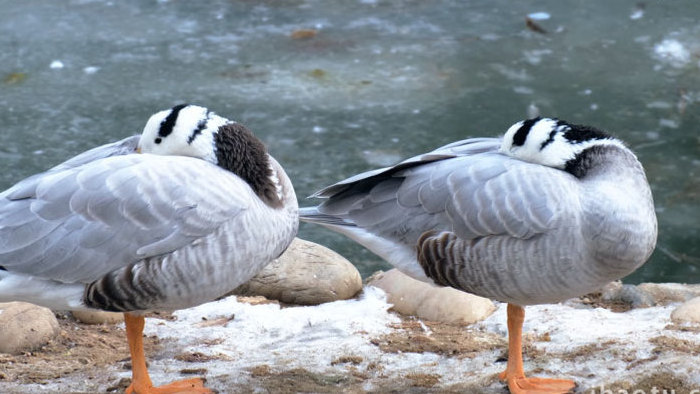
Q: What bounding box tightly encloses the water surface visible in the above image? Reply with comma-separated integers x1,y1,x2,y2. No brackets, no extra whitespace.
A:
1,0,698,283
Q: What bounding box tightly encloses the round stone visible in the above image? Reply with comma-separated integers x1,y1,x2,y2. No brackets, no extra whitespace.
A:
367,269,496,324
72,310,124,324
232,238,363,305
0,302,60,354
670,296,700,324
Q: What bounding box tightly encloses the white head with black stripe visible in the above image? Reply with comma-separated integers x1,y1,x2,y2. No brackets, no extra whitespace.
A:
138,104,284,206
500,117,628,175
138,104,231,163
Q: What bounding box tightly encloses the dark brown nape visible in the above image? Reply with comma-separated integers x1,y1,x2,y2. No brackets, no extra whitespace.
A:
214,123,283,208
563,144,612,179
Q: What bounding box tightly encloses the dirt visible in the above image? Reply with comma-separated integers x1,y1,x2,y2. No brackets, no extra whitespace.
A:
648,335,700,355
370,317,505,358
0,311,160,387
582,372,699,394
1,306,698,393
0,312,507,393
578,291,635,313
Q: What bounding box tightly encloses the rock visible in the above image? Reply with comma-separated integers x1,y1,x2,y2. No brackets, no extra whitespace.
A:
232,238,362,305
637,283,700,305
599,282,700,308
670,296,700,323
0,302,60,354
72,310,124,324
601,281,656,308
367,269,496,325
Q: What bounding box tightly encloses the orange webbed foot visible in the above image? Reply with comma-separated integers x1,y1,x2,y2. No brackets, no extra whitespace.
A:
126,377,212,394
498,304,575,394
499,371,575,394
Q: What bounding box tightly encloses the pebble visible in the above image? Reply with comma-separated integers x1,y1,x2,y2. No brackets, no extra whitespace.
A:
72,310,124,324
601,281,700,307
670,296,700,323
637,282,700,304
601,281,655,308
232,238,363,305
366,269,496,325
0,302,60,354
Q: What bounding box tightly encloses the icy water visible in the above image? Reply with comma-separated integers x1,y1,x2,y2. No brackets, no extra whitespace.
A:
0,1,698,283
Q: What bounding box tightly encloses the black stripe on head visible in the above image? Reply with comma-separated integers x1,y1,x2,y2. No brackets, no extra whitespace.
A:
512,117,541,147
539,129,558,150
158,103,189,138
187,109,211,144
539,119,567,150
563,123,611,143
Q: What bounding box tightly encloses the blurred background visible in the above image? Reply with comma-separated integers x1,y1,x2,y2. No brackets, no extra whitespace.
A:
0,0,697,283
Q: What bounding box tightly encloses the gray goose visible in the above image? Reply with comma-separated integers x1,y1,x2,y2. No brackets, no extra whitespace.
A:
300,117,657,393
0,104,298,393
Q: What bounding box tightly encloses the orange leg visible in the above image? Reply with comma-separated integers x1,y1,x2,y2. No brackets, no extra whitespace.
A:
124,313,212,394
498,304,575,394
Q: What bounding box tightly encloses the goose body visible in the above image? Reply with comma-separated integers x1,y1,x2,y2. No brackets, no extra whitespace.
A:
0,104,298,393
301,117,657,393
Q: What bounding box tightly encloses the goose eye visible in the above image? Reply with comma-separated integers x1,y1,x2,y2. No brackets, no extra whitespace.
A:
155,137,162,144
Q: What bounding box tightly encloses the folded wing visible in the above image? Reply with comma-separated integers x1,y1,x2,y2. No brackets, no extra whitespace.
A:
0,153,249,283
315,137,578,244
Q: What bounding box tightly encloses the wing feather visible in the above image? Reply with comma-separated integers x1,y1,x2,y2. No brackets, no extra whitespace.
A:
0,153,250,283
312,138,502,199
315,138,580,245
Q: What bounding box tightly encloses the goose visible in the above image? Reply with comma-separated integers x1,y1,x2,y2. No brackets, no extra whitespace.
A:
300,117,657,393
0,104,299,393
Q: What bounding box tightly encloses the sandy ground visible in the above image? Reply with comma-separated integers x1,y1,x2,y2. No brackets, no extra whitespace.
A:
0,287,699,394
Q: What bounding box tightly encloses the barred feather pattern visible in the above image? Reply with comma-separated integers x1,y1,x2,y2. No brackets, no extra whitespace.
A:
303,119,657,306
84,158,297,312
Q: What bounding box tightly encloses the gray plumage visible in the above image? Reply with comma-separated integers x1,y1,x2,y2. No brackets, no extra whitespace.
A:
301,118,657,305
0,104,298,312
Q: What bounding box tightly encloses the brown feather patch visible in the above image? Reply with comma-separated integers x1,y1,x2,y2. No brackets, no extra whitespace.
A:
214,123,283,208
416,230,468,291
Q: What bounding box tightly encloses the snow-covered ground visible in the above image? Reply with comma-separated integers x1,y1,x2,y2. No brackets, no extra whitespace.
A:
5,286,698,393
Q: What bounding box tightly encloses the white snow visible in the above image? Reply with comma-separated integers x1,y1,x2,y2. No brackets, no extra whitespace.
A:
653,39,691,68
527,12,551,21
145,286,398,368
2,287,699,393
142,292,700,392
83,66,100,74
49,60,64,69
630,9,644,20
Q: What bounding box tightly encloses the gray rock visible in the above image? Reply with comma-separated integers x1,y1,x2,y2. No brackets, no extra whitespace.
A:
670,296,700,323
367,269,496,324
232,238,362,305
0,302,60,354
637,283,700,304
600,282,700,308
601,281,656,308
72,310,124,324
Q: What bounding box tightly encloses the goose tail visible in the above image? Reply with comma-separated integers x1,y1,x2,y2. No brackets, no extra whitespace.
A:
0,270,87,310
299,207,356,227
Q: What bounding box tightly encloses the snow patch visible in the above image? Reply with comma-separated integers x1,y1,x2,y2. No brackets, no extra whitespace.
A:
654,39,691,68
527,12,551,21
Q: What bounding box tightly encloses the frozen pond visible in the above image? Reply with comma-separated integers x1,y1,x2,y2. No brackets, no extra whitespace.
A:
0,0,698,283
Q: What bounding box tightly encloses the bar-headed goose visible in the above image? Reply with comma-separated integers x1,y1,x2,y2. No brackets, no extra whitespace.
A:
301,117,657,394
0,104,298,393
